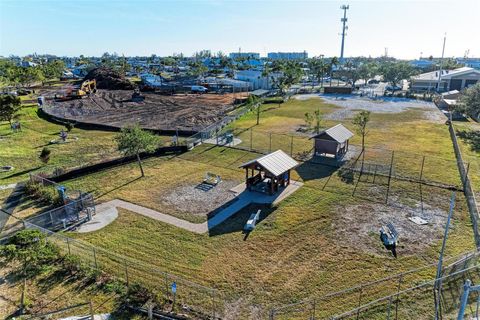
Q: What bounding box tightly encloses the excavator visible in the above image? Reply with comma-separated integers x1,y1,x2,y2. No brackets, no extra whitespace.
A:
55,79,97,101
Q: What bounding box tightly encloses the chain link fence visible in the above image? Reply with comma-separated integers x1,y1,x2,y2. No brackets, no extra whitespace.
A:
269,251,480,320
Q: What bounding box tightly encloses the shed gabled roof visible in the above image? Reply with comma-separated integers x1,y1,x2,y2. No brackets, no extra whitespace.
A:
240,150,299,177
311,124,354,143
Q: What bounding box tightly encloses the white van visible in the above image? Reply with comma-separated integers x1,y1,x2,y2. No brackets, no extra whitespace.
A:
191,85,208,93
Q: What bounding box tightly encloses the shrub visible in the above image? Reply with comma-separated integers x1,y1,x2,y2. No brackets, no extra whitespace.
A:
39,147,51,164
65,122,74,132
127,283,158,307
24,180,63,206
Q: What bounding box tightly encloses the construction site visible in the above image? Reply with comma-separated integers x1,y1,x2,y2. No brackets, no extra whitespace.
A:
40,68,247,133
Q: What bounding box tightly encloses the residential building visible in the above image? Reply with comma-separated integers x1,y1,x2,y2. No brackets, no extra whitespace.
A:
410,67,480,92
268,51,308,60
229,52,260,60
456,58,480,70
410,59,435,69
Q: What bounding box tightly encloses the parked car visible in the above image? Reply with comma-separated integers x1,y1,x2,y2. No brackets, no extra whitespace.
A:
191,85,208,93
386,85,402,91
367,79,379,84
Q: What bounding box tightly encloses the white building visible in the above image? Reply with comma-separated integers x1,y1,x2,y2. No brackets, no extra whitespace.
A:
234,70,282,90
268,52,308,60
410,67,480,92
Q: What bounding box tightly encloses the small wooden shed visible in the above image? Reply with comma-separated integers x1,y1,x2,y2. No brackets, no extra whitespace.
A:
240,150,299,195
311,124,354,158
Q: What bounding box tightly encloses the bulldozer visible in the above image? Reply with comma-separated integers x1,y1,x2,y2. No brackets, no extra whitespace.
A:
55,79,97,101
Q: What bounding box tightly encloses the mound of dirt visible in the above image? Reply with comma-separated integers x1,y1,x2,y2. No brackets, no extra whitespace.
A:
84,67,134,90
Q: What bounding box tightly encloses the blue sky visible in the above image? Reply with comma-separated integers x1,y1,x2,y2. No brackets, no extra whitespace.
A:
1,0,479,59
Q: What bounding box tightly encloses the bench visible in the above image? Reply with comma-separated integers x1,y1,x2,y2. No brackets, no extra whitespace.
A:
244,209,261,232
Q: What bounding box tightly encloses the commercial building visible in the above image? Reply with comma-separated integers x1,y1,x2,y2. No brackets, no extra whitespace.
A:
410,67,480,92
267,52,308,60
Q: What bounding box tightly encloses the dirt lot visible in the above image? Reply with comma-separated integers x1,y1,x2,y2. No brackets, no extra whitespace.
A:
333,194,448,256
161,180,240,216
294,94,446,122
44,90,246,132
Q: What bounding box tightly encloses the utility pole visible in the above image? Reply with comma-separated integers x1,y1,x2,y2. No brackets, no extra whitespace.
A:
339,4,349,64
437,33,447,92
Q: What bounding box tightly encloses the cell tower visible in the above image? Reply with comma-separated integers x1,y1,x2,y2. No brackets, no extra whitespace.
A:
339,4,349,63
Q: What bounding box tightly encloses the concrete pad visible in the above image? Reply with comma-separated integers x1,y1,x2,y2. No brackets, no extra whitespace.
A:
77,203,118,233
203,137,243,147
0,183,17,191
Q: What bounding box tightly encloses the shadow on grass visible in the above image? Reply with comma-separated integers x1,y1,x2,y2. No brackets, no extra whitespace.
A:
208,203,275,237
296,160,339,182
95,176,143,199
457,129,480,152
1,166,43,180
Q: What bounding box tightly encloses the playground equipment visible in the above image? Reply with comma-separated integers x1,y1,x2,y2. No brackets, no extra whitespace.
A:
380,222,398,247
203,172,221,186
244,209,261,232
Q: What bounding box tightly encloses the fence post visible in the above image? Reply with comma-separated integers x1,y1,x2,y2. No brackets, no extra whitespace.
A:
269,308,275,320
212,288,216,319
463,162,470,190
312,298,316,320
419,155,425,182
92,247,98,269
67,237,71,255
385,151,395,205
386,296,392,320
269,133,272,153
89,299,94,320
165,273,169,301
356,285,363,320
124,259,129,288
250,128,253,151
290,136,294,156
395,275,403,320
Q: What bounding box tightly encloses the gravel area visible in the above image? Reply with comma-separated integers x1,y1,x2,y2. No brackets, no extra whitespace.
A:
161,180,240,216
294,94,445,122
333,196,448,256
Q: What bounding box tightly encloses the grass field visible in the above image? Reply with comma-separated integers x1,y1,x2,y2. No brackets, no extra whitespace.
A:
0,106,121,185
50,96,475,317
2,95,478,318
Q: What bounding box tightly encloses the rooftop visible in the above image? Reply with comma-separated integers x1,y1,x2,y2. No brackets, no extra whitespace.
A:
240,150,299,177
312,124,354,143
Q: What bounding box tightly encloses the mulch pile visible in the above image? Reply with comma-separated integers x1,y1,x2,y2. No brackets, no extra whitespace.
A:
84,67,134,90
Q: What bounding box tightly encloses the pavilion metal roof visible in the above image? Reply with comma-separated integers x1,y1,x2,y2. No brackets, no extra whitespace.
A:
240,150,299,177
312,124,354,143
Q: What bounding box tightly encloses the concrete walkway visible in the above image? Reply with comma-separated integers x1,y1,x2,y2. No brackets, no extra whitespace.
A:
88,181,303,234
77,202,118,233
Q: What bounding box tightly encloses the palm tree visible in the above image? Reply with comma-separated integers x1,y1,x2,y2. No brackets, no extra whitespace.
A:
261,62,271,89
330,56,339,86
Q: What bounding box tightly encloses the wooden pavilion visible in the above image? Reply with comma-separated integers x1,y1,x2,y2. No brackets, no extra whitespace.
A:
239,150,299,195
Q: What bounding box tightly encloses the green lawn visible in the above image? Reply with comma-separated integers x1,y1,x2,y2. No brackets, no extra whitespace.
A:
0,106,121,185
3,95,477,318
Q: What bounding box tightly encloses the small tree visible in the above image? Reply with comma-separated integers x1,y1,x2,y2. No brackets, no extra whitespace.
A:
458,83,480,119
115,125,157,177
352,110,371,151
304,112,314,131
313,109,322,134
0,229,59,314
0,94,21,125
